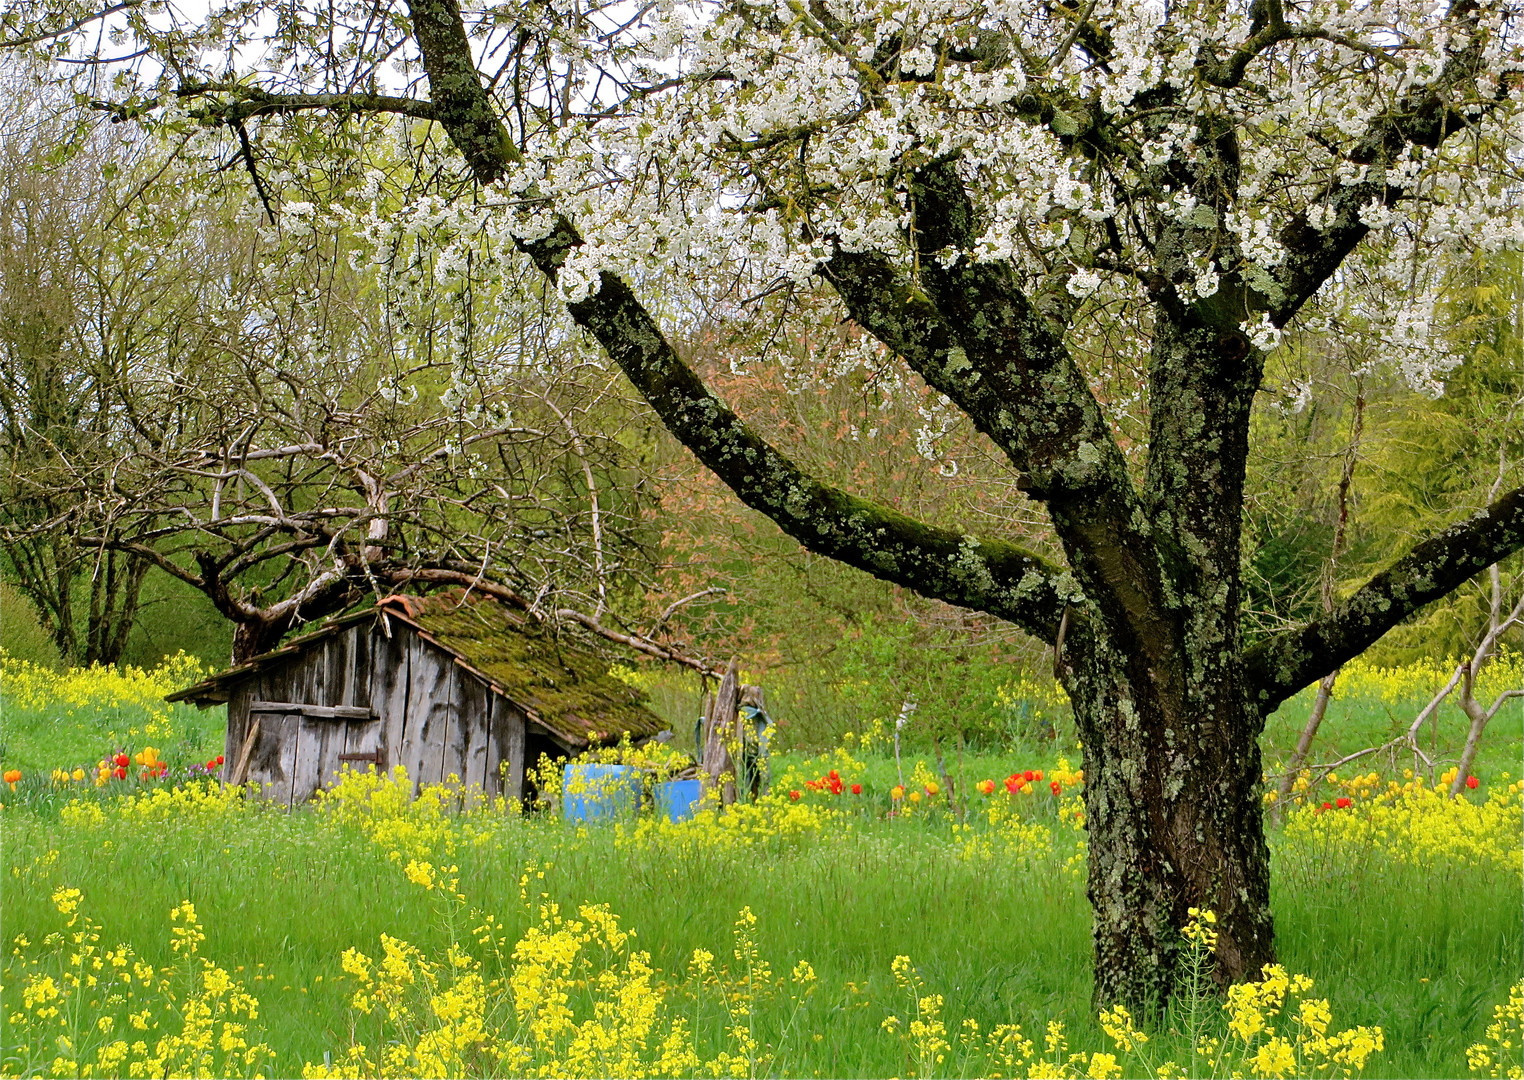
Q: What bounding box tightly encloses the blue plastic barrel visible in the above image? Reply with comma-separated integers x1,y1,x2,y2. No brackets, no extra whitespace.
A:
654,778,703,822
562,764,641,821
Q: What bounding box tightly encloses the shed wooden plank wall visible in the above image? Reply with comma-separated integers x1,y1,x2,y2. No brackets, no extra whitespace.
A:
224,618,528,806
401,635,454,793
460,676,491,792
371,621,411,770
292,634,331,804
490,700,527,801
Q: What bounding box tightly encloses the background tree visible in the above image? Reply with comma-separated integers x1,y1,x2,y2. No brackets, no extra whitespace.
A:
0,77,182,665
8,0,1524,1006
0,69,696,670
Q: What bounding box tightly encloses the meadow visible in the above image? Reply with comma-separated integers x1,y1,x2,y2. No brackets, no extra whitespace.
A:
1,651,1521,1079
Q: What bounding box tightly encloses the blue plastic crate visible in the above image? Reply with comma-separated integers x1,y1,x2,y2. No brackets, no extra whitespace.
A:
562,764,641,821
654,778,703,822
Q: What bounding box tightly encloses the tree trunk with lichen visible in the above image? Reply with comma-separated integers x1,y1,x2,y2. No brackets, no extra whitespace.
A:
1066,632,1274,1003
1054,309,1277,1001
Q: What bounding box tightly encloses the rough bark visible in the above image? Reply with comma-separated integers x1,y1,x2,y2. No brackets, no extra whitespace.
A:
1066,629,1273,1005
700,659,740,804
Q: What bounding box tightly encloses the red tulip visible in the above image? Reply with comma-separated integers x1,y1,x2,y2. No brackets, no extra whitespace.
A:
1466,775,1479,790
216,755,225,765
114,753,130,768
828,769,839,780
1004,776,1019,794
1335,797,1352,809
851,783,862,795
114,766,127,780
1023,770,1035,783
1051,780,1062,795
789,790,801,801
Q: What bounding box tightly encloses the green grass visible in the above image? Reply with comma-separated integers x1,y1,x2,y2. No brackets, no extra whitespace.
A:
0,694,223,778
0,653,224,775
2,770,1518,1078
1261,674,1524,786
0,584,62,671
2,658,1520,1078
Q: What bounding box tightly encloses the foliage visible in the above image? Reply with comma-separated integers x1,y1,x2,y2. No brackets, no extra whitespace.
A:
0,583,59,671
1245,255,1523,661
0,69,671,666
10,0,1524,1001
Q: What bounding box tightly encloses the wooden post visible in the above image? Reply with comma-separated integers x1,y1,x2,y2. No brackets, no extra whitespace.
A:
229,719,261,787
700,658,739,806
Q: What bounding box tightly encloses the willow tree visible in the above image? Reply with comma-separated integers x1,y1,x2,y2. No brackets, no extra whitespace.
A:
12,0,1523,1002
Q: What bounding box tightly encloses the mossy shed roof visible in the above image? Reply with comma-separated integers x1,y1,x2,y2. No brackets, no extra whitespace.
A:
168,591,666,750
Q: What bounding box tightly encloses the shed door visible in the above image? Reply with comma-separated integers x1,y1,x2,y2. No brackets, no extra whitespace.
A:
241,704,300,807
246,701,379,807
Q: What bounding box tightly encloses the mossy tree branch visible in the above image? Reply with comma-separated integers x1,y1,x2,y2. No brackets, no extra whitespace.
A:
393,8,1071,642
405,0,520,182
517,222,1071,643
1244,484,1524,714
891,160,1172,660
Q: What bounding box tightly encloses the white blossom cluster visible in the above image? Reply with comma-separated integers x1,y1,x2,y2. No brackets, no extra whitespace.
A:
464,0,1523,393
64,0,1522,409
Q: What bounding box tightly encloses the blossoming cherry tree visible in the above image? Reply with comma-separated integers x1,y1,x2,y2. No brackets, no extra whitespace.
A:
15,0,1524,1004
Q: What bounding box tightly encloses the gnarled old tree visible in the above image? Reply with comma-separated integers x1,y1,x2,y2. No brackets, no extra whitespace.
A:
11,0,1524,1003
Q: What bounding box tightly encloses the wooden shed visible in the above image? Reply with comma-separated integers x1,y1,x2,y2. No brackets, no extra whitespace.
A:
167,591,667,807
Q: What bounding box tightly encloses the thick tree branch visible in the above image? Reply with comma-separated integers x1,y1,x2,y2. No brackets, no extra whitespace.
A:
1244,484,1524,714
396,0,1073,642
1266,10,1501,325
406,0,519,182
883,160,1172,657
522,223,1070,641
